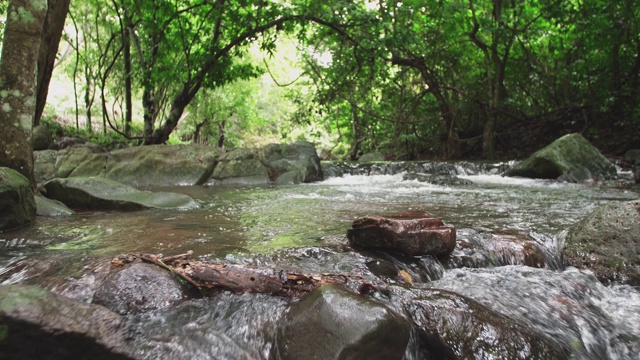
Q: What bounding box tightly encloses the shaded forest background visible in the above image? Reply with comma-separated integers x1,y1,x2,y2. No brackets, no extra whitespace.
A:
3,0,639,160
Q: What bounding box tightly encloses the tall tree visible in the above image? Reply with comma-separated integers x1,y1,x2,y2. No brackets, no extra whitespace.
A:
0,0,47,189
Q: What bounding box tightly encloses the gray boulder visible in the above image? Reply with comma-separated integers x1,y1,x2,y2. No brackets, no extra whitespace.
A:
94,263,191,315
406,289,568,359
273,285,411,360
259,141,323,184
0,167,36,231
563,200,640,285
0,285,133,359
43,177,200,211
34,149,58,183
105,144,220,187
505,133,616,182
209,148,270,185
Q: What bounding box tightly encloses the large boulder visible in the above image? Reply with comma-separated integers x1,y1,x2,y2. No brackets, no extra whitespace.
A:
43,177,200,211
406,289,568,359
0,168,36,231
209,148,270,186
347,212,456,256
105,144,220,187
0,285,133,359
563,200,640,285
259,141,323,184
273,285,411,360
55,145,106,178
94,263,192,315
34,149,58,183
504,133,617,182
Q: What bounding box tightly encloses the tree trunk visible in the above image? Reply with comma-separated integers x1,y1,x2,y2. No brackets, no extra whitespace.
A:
34,0,71,126
0,0,47,190
123,11,133,137
217,119,226,148
145,82,203,144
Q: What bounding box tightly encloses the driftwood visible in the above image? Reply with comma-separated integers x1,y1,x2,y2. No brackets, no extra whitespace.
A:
111,252,353,297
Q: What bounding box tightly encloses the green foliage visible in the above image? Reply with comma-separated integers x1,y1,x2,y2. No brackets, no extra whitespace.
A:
46,0,639,157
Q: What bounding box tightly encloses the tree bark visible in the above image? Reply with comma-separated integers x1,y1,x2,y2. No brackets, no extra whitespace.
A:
0,0,47,190
34,0,71,126
113,252,350,297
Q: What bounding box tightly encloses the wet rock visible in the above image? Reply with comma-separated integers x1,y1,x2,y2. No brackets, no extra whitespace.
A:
406,289,569,359
563,200,640,285
358,151,385,162
105,144,220,187
504,133,617,182
0,168,36,231
430,266,640,359
320,161,345,178
347,213,456,256
35,195,75,217
0,284,133,359
94,263,192,315
273,285,411,360
43,177,200,211
446,230,560,270
402,173,473,186
259,141,323,184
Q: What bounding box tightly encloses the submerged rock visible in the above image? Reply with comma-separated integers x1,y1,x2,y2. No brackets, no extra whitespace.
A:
505,133,616,182
0,167,36,231
563,200,640,285
0,284,133,359
273,285,411,360
406,289,569,359
43,177,200,211
347,212,456,256
94,263,192,315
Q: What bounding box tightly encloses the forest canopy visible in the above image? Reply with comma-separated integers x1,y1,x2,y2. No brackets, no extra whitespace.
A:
4,0,639,160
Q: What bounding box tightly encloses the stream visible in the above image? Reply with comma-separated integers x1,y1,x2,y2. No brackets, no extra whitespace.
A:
1,162,640,359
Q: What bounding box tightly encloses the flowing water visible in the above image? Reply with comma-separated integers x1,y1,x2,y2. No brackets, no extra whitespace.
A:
1,163,639,359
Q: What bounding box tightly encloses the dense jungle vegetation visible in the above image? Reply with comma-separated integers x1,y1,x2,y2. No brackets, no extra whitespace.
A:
4,0,640,160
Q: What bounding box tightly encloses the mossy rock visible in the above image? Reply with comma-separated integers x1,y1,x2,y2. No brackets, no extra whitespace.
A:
0,168,36,231
505,133,616,182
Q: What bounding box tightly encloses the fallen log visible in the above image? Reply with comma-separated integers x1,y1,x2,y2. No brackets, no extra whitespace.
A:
111,252,351,297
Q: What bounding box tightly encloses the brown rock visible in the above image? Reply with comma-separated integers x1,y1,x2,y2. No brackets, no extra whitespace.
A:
347,212,456,256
